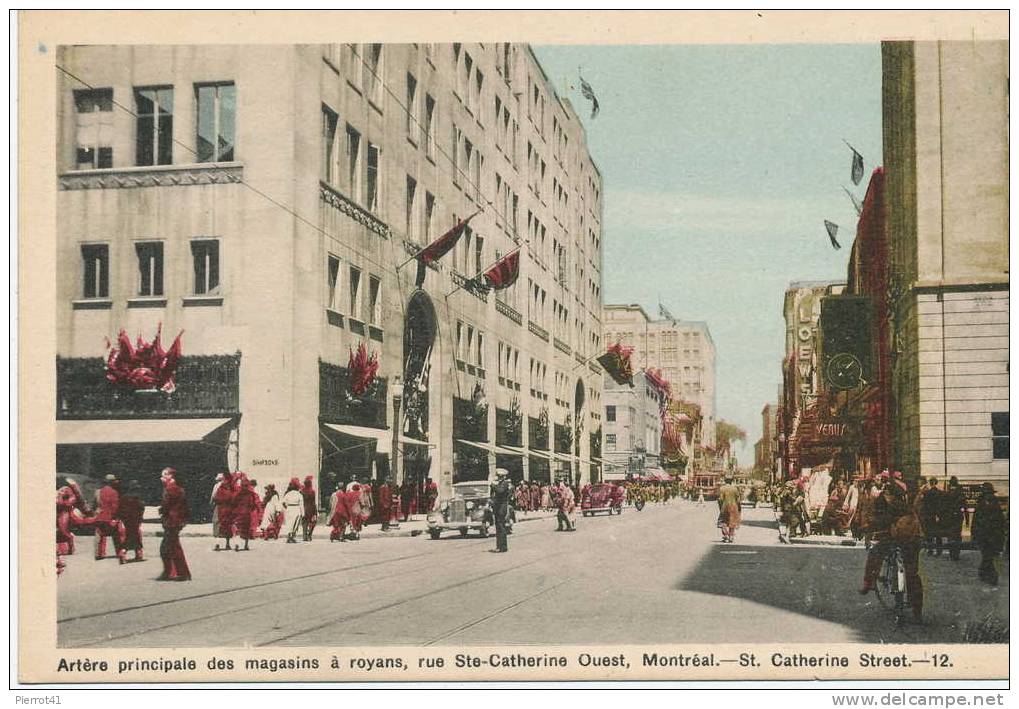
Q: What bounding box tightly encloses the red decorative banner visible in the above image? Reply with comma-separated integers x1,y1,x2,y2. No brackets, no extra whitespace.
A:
105,323,184,393
348,341,380,397
597,342,635,387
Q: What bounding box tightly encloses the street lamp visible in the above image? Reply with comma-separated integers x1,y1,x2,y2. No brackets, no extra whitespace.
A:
391,374,403,488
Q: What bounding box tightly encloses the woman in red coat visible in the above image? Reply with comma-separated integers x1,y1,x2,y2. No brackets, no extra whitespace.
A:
158,468,191,581
301,475,318,542
231,474,259,551
213,472,236,551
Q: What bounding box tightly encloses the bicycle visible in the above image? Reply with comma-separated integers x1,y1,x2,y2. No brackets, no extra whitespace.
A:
874,542,907,625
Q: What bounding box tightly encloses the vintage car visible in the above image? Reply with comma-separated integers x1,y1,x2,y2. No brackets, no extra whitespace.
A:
427,481,515,540
581,482,624,516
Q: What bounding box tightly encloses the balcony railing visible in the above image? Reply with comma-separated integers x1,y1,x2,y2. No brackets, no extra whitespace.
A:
528,320,549,342
451,271,488,303
59,162,243,191
56,354,241,419
495,299,523,325
320,180,390,239
553,337,571,355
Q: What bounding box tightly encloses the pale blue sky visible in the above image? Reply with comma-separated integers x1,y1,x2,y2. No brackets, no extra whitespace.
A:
533,43,883,461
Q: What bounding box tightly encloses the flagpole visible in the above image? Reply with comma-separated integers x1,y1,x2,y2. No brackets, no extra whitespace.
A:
444,246,522,299
397,208,484,271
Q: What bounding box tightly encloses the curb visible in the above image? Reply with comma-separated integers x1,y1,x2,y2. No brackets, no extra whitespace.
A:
141,512,558,540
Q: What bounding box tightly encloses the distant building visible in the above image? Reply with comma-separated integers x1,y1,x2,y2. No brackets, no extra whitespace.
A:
753,402,777,479
602,304,717,447
882,40,1009,493
779,280,845,477
602,370,663,480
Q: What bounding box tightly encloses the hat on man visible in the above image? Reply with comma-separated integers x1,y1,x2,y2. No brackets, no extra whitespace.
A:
105,474,119,483
981,482,995,494
495,469,509,478
948,476,959,487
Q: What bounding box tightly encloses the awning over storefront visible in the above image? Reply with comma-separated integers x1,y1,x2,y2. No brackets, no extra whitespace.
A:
553,453,573,463
456,439,501,454
323,423,390,443
400,436,435,448
495,444,525,457
527,449,552,460
57,418,234,445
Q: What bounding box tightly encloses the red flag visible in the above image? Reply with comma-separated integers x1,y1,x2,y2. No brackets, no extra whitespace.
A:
158,331,184,393
348,342,380,397
417,211,479,265
597,342,635,387
479,250,520,290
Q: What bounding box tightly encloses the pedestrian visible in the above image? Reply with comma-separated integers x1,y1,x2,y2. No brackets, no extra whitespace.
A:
281,478,304,543
540,483,552,511
359,478,374,527
490,469,513,552
213,471,236,551
859,472,923,623
260,484,283,540
400,479,414,521
93,474,126,562
116,480,146,564
301,475,318,541
938,476,968,561
971,482,1006,586
423,477,439,513
157,467,191,582
919,477,943,556
249,478,264,533
327,482,349,542
346,482,364,540
377,478,393,532
209,473,225,539
231,474,259,551
717,475,742,543
56,479,93,558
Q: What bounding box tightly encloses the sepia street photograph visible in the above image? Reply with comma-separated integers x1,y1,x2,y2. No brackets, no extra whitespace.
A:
17,10,1008,686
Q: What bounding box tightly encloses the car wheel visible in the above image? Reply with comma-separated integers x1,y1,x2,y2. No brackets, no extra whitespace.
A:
459,527,469,538
429,529,441,540
479,525,490,538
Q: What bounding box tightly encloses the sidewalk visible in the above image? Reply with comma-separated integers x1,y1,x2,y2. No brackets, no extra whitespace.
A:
140,509,559,540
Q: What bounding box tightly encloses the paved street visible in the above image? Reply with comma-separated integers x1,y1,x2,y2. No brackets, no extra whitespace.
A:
58,502,1007,648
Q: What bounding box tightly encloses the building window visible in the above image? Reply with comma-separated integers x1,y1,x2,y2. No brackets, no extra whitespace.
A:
362,43,383,104
326,254,341,311
348,265,362,318
368,275,382,325
322,106,338,183
424,94,436,159
606,433,616,451
476,331,485,369
190,239,220,295
606,405,616,422
366,143,380,213
135,242,164,297
405,73,418,140
992,412,1009,459
463,53,474,111
475,235,484,275
195,83,235,163
135,87,173,166
405,176,417,241
346,125,361,200
81,244,109,299
424,192,435,242
74,88,114,170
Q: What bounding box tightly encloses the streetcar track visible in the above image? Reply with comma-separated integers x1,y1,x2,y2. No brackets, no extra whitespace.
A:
71,558,442,647
58,522,556,626
422,578,572,646
255,549,571,646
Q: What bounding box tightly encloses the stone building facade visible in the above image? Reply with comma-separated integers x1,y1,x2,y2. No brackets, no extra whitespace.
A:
882,40,1009,493
55,42,604,514
602,371,664,481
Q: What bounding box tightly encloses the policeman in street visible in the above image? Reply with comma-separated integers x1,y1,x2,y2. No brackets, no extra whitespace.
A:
490,469,513,553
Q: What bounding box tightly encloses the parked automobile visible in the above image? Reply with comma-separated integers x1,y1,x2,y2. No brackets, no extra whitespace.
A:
581,482,623,517
427,481,515,540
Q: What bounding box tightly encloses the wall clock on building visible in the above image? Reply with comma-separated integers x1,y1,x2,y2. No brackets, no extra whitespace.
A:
826,352,863,390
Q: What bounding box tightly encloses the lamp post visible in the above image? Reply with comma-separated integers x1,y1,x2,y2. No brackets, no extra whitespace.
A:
391,374,403,487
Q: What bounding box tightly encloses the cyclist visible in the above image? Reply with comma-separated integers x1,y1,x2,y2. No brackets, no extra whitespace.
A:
858,471,924,623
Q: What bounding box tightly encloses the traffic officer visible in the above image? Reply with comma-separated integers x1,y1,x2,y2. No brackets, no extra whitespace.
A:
490,469,513,553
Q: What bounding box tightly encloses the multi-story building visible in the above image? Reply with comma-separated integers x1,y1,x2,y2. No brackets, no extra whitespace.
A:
753,402,777,479
882,40,1009,493
602,304,717,447
55,42,605,515
779,280,845,476
602,371,664,481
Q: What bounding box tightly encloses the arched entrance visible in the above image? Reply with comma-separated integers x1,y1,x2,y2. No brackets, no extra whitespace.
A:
401,290,437,496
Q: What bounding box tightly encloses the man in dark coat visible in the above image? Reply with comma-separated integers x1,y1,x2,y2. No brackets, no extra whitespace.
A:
213,471,235,551
490,469,513,552
377,479,394,531
116,480,146,563
938,476,968,561
158,468,191,581
919,477,943,555
301,475,318,541
971,482,1006,586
